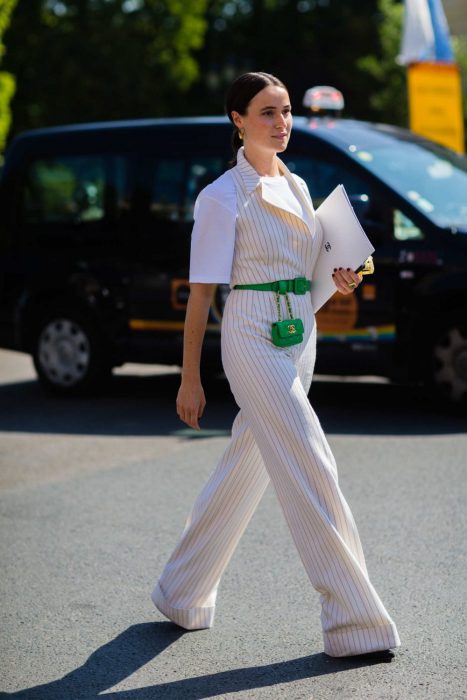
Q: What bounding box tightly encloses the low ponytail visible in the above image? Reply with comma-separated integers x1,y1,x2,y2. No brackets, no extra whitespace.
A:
229,129,243,167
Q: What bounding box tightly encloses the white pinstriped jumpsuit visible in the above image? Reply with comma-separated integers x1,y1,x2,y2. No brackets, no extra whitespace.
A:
152,147,400,657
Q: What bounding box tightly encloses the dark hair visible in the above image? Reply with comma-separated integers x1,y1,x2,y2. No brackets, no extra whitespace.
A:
224,72,288,163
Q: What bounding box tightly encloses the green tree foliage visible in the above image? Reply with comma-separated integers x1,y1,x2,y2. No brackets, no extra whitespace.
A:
10,0,458,141
356,0,407,126
3,0,207,137
0,0,18,152
186,0,383,120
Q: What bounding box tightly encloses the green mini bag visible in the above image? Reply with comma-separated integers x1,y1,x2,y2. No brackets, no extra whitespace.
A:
271,291,304,348
271,317,304,347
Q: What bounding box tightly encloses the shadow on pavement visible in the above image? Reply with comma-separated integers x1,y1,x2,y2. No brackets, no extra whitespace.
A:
0,370,465,437
0,622,395,700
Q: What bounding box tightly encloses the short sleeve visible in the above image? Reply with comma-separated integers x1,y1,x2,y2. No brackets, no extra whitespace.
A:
189,190,237,284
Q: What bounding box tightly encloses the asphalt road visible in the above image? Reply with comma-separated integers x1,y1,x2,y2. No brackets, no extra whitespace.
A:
0,349,466,700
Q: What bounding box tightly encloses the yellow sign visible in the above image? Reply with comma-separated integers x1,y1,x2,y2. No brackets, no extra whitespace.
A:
407,62,465,154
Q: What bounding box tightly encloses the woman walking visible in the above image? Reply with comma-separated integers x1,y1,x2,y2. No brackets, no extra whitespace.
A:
151,72,400,659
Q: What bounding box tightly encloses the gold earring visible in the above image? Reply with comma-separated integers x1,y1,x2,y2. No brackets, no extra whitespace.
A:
239,128,244,140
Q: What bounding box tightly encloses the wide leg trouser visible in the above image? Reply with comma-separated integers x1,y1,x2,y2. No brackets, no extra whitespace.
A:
152,291,400,657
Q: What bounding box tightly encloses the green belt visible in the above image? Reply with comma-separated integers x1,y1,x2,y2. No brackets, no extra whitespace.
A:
233,277,311,295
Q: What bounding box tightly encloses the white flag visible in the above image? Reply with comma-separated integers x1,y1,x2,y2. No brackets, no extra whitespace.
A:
398,0,454,65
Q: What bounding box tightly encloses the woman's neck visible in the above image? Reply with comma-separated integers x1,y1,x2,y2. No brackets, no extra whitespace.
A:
242,146,281,177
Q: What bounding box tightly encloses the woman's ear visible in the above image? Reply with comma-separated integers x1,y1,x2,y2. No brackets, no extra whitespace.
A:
231,111,243,130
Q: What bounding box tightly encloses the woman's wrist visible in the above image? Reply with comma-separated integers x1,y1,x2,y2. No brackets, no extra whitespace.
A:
181,369,202,384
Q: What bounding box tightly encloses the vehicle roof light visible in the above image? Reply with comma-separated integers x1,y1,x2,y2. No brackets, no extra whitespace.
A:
303,85,345,113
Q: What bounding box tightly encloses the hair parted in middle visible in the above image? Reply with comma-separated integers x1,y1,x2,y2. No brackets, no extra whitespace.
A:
224,72,288,163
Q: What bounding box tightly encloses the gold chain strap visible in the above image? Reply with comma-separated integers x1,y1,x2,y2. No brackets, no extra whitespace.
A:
275,292,294,322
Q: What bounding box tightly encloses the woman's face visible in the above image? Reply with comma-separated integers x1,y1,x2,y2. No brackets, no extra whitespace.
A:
231,85,292,155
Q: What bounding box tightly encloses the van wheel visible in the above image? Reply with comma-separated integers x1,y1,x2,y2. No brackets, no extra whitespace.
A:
32,309,110,395
426,318,467,407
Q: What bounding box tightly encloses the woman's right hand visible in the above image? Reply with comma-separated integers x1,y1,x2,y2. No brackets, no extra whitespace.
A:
176,378,206,431
176,282,214,430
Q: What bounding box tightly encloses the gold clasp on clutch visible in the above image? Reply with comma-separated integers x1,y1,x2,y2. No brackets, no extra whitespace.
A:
358,256,375,276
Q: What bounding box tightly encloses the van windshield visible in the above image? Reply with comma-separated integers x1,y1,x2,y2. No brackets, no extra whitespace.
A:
349,140,467,231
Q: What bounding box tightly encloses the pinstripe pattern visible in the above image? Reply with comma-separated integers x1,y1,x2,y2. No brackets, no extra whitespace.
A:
152,148,400,657
229,149,317,287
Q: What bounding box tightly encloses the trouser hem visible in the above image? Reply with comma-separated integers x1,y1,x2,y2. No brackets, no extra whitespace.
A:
151,582,215,631
323,622,401,657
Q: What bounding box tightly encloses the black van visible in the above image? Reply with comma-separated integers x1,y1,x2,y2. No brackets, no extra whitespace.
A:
1,115,467,405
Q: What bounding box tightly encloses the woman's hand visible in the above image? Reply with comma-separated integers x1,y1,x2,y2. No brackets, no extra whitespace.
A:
177,283,215,431
332,267,362,295
176,378,206,431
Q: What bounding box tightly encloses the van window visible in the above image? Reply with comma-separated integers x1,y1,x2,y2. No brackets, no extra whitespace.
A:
185,158,225,216
152,159,185,221
131,155,225,227
22,155,126,227
284,154,370,206
348,141,467,229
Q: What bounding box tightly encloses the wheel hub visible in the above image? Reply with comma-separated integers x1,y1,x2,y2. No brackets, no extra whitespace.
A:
38,319,90,387
454,347,467,383
433,327,467,401
56,338,76,364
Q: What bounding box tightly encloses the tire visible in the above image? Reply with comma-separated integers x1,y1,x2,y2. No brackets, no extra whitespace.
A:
32,307,111,395
425,316,467,408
